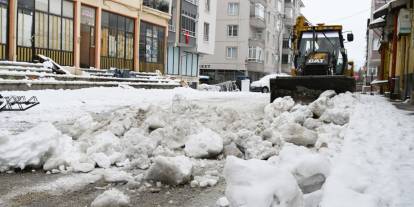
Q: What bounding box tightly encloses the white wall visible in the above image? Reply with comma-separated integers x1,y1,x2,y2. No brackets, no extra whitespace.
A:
197,0,217,55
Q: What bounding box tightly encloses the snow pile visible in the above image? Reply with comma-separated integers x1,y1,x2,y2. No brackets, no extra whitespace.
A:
224,156,303,207
0,123,77,172
190,174,219,188
91,188,130,207
145,155,193,185
264,96,295,121
184,128,223,158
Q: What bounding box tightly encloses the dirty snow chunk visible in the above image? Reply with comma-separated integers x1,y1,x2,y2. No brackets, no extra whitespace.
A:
224,156,303,207
91,189,130,207
146,155,193,185
198,84,221,92
104,169,133,183
303,118,323,130
309,97,332,117
320,108,350,125
264,96,295,121
72,162,95,173
0,123,71,172
290,105,314,124
216,197,230,207
191,175,219,188
293,155,331,194
223,143,243,158
244,139,278,160
91,153,111,169
184,128,223,158
281,123,318,146
319,90,337,98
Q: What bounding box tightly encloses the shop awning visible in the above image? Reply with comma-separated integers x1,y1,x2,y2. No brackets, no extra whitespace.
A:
369,17,386,29
373,0,408,19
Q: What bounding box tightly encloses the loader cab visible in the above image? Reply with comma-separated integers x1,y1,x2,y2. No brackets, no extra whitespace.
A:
295,30,348,76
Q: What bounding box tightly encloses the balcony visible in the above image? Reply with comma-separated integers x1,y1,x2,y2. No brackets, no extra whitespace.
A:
250,15,266,29
143,0,170,13
246,61,265,73
249,33,265,47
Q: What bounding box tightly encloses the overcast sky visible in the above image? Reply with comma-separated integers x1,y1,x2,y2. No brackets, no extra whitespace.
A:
301,0,371,69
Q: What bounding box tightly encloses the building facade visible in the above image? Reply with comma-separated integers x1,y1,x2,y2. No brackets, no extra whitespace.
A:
166,0,217,86
370,0,414,99
281,0,304,73
0,0,171,73
199,0,286,84
366,0,387,83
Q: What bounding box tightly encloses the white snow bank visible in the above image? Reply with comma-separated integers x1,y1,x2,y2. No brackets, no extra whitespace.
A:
184,128,223,158
224,156,303,207
0,123,76,172
146,155,193,185
91,188,130,207
321,96,413,207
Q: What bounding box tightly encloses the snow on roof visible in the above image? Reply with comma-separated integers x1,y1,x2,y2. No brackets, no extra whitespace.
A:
369,17,386,29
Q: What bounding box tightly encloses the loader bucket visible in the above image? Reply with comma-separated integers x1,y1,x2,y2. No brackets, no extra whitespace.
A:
270,76,356,103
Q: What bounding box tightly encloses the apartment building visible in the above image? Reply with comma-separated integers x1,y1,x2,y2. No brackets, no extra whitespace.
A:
281,0,304,73
0,0,171,73
366,0,387,83
166,0,217,86
199,0,285,83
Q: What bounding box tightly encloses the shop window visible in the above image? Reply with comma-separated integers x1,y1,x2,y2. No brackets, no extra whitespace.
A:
140,21,165,64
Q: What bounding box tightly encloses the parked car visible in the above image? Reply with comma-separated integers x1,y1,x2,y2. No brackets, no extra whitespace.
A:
250,73,290,93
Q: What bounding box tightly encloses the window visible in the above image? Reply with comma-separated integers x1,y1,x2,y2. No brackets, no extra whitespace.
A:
228,3,239,16
248,46,264,62
205,0,210,12
255,3,265,19
227,25,238,37
140,21,165,64
143,0,170,13
283,39,290,48
278,0,282,13
181,11,196,37
282,54,289,64
226,47,238,59
204,22,209,42
0,5,6,44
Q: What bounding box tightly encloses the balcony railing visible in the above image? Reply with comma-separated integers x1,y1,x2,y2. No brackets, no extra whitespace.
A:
143,0,170,13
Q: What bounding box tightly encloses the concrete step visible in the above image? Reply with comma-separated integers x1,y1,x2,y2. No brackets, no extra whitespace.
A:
0,61,44,68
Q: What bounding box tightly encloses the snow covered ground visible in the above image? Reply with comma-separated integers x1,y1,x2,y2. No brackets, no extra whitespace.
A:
0,87,413,207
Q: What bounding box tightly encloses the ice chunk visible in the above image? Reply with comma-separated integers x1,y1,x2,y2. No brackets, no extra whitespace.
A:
72,162,95,173
184,128,223,158
309,97,332,118
290,104,314,125
319,90,337,99
320,108,350,125
293,155,330,194
191,175,219,188
304,190,323,207
146,155,193,185
91,188,130,207
144,109,166,131
303,118,323,130
91,153,111,169
103,169,134,183
216,197,230,207
244,139,278,160
223,143,244,158
224,156,303,207
280,123,318,146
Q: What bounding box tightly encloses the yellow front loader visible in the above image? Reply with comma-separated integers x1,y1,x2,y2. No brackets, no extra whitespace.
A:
270,16,356,102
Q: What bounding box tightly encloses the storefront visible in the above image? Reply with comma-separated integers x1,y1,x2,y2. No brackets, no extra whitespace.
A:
139,21,165,73
0,0,7,60
100,11,134,70
16,0,74,66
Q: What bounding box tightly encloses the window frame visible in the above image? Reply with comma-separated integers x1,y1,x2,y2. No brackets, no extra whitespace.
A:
226,47,238,59
227,2,239,16
227,25,238,37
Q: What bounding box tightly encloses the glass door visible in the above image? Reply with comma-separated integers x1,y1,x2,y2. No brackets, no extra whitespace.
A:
80,5,96,68
16,0,34,62
0,0,7,60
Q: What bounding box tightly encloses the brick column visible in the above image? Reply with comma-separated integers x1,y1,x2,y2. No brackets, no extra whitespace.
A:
8,0,16,61
94,7,101,70
73,0,81,71
134,17,140,72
